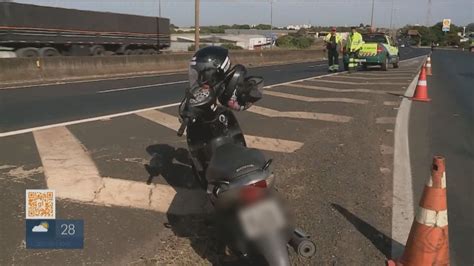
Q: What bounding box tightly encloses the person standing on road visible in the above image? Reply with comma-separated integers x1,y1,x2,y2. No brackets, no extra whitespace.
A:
324,27,343,72
345,26,364,72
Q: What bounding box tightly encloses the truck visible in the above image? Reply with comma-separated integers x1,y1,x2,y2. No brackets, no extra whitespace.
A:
343,32,400,71
0,2,170,57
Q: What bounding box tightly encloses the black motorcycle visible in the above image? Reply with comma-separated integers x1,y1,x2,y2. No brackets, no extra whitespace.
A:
177,65,316,265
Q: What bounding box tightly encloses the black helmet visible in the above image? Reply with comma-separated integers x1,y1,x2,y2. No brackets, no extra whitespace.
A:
188,46,231,88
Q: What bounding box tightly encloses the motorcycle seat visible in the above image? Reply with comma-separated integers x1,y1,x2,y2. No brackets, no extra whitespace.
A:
206,143,266,183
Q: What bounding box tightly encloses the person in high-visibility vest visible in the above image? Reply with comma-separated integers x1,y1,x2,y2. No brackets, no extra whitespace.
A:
345,26,364,72
323,27,343,72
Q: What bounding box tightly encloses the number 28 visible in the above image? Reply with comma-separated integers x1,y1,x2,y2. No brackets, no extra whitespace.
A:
61,224,76,235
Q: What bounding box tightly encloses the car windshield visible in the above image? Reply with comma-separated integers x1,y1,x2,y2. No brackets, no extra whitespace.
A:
363,34,388,44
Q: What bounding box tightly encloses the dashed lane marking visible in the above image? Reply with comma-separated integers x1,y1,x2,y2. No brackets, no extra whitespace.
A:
329,76,412,81
264,90,369,104
380,144,395,155
307,78,407,86
97,80,188,94
384,101,400,106
136,109,304,153
0,102,181,138
33,126,209,214
247,106,353,123
346,73,415,78
285,83,401,95
376,117,396,124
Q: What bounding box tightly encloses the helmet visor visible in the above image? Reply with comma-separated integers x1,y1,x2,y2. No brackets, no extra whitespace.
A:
188,65,199,88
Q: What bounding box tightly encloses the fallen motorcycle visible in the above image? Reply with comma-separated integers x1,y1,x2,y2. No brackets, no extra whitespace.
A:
176,64,316,265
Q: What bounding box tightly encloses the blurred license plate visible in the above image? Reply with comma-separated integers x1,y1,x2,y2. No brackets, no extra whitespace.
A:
357,59,367,62
238,199,286,239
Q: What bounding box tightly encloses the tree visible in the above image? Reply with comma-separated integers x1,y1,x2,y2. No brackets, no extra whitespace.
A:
221,43,244,50
467,23,474,33
254,24,272,30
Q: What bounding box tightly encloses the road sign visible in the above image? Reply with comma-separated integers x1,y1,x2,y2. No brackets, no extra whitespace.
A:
442,19,451,32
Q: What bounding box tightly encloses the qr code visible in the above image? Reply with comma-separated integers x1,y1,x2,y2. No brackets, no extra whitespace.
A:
26,189,56,219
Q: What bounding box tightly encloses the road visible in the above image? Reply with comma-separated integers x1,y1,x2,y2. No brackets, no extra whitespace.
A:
0,47,427,134
0,47,432,265
409,49,473,266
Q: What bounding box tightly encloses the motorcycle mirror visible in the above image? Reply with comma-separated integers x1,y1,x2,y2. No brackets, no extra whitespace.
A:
262,159,273,170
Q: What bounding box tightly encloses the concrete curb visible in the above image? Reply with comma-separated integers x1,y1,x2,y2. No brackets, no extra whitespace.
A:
391,55,427,258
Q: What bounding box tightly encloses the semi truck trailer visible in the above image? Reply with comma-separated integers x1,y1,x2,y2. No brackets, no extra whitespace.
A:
0,2,170,57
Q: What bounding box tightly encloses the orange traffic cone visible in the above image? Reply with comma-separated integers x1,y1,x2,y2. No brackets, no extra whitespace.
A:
412,66,431,102
388,156,450,266
426,57,433,76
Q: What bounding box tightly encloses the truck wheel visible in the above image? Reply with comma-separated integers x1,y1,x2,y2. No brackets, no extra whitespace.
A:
15,47,39,58
90,45,105,56
381,56,388,71
133,49,145,55
145,49,158,55
39,47,60,57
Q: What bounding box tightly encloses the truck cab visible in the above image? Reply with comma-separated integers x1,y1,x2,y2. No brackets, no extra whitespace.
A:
344,33,400,71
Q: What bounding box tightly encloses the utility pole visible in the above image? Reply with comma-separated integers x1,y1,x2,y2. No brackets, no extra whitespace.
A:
426,0,432,26
370,0,375,30
195,0,200,51
389,0,394,30
158,0,162,17
270,0,273,49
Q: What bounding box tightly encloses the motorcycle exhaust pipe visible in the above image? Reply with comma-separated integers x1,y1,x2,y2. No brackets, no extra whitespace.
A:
288,228,316,258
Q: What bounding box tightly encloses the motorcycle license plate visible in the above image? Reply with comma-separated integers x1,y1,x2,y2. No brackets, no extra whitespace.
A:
238,199,286,239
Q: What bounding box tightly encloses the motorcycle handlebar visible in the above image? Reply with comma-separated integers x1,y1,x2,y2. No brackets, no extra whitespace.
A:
177,117,189,137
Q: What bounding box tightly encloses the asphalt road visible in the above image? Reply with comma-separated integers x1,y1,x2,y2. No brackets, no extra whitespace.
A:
409,49,473,266
0,47,428,133
0,47,431,265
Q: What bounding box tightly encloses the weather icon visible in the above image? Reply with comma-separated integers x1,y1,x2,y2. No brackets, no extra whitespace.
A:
32,221,49,233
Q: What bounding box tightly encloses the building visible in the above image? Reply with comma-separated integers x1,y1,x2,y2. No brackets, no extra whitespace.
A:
169,34,271,52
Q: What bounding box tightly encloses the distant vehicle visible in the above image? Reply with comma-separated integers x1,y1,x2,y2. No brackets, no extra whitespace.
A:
0,2,170,57
343,32,400,71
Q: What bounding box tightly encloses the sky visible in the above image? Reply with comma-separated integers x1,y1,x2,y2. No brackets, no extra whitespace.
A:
12,0,474,28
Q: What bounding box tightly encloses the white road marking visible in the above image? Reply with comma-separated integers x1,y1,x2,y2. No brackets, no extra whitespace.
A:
348,73,414,78
136,109,304,153
379,167,392,174
97,80,188,94
331,76,411,81
33,126,209,214
391,67,422,258
380,144,394,155
0,71,188,90
384,101,400,106
307,78,407,86
0,102,181,138
264,90,369,104
248,105,352,123
285,83,401,95
376,117,396,124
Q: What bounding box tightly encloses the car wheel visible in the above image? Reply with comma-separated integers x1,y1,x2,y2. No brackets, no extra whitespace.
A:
392,56,400,68
381,56,388,71
343,63,349,71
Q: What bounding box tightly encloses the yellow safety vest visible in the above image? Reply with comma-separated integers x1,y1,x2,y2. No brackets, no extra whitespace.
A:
324,33,342,49
346,32,364,52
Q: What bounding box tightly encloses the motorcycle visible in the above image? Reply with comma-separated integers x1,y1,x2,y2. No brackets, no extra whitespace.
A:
176,64,316,265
